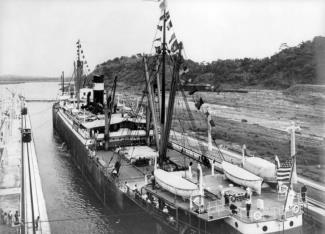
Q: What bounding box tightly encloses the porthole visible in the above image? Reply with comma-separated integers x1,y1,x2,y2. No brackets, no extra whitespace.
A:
290,221,294,227
262,226,268,232
235,222,238,228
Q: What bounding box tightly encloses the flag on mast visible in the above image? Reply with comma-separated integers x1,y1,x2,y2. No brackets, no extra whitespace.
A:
167,20,173,30
160,11,170,21
169,33,176,44
155,46,161,54
276,157,294,182
171,39,179,52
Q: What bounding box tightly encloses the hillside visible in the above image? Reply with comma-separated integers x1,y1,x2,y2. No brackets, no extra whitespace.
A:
90,36,325,91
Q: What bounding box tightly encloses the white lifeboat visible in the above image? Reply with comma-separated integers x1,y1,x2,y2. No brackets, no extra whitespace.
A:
222,161,263,194
154,169,199,198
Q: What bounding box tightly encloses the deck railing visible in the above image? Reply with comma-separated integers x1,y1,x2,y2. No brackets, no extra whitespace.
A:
207,200,230,219
205,191,305,223
233,194,303,223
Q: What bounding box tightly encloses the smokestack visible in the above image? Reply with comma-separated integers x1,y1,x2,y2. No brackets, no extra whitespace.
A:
93,75,104,105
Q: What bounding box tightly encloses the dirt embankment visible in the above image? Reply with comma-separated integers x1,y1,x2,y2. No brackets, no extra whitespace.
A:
122,84,325,183
171,85,325,183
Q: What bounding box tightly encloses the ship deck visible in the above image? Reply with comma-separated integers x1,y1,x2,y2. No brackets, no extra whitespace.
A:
202,174,292,223
95,145,298,224
55,103,303,228
57,104,301,224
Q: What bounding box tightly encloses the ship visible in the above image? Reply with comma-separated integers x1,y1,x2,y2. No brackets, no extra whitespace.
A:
52,1,304,233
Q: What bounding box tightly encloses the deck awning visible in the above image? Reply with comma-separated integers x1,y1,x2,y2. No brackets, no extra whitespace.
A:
121,146,158,160
81,113,146,129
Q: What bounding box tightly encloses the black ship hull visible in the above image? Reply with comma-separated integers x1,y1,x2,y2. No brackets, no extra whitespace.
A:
52,103,178,233
52,103,302,234
52,103,230,234
52,104,169,233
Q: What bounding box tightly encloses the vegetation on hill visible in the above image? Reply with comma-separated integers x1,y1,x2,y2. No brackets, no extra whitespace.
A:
90,36,325,91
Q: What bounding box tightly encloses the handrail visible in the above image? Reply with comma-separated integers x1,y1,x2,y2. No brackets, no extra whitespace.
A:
298,177,325,192
307,197,325,209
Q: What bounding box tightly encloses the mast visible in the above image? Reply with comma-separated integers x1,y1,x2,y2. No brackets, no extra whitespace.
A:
144,57,160,151
158,9,167,166
159,46,183,165
104,85,110,150
104,76,118,150
207,110,212,151
61,71,64,95
287,122,300,184
155,60,161,119
76,40,83,109
161,9,166,132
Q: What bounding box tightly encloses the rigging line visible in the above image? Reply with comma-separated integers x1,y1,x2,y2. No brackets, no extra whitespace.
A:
121,57,159,143
165,55,187,147
65,70,75,94
179,98,191,148
69,68,76,85
170,96,179,142
173,98,186,141
212,138,225,162
179,88,207,158
182,114,192,150
148,56,162,84
175,109,187,147
118,102,145,150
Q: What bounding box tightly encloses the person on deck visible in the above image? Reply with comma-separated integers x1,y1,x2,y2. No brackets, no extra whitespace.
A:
301,184,307,202
8,211,12,226
35,216,40,230
245,188,252,218
224,193,230,206
0,209,4,224
229,203,237,215
3,212,8,225
162,206,168,214
14,211,19,225
151,175,156,189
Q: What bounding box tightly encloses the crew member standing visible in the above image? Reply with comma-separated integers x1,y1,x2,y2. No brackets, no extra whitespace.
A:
301,184,307,202
35,216,40,230
245,188,252,218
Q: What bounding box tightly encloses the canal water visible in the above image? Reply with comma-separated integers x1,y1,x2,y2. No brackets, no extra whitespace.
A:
2,82,319,233
15,82,156,233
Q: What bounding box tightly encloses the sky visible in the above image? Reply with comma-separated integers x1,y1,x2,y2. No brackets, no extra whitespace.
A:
0,0,324,77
